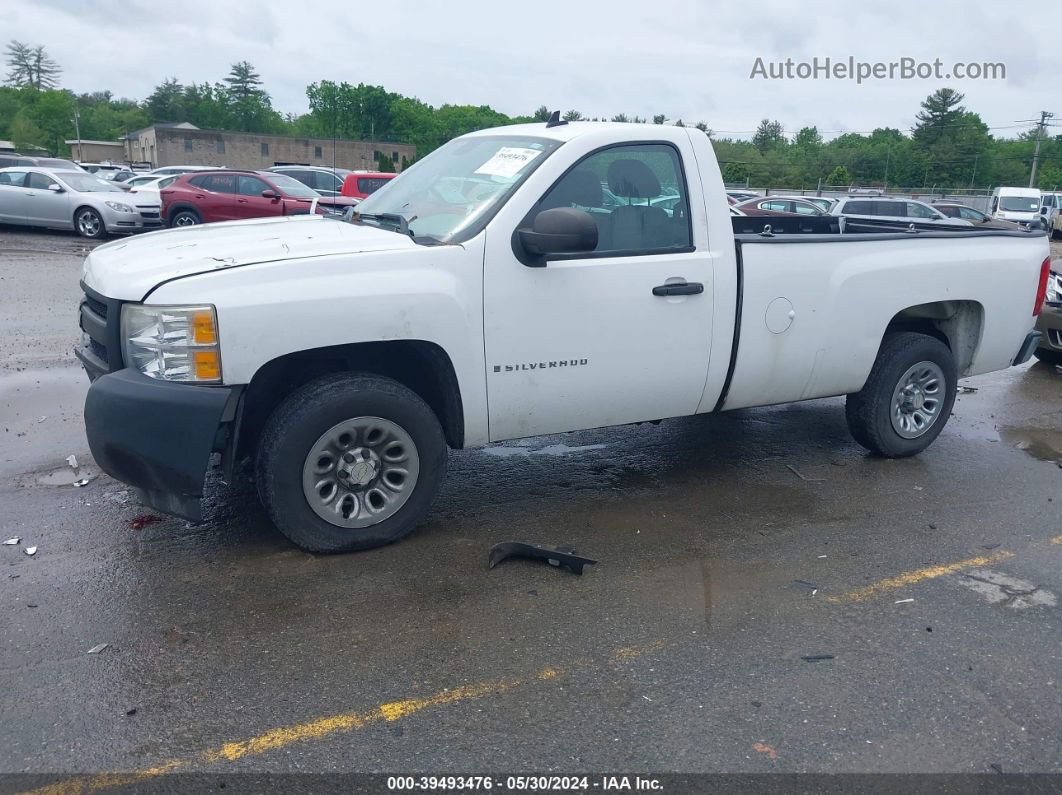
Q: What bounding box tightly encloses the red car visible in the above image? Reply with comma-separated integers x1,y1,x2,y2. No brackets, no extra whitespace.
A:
161,170,358,227
340,171,396,201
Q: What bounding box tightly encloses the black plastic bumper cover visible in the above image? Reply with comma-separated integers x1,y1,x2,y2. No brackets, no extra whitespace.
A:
85,369,236,521
1013,330,1042,366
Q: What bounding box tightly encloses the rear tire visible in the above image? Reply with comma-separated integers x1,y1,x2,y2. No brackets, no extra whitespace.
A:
255,373,447,553
170,208,201,228
846,332,957,458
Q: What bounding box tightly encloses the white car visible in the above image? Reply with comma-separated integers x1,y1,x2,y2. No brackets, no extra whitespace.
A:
149,165,218,177
76,121,1049,553
831,196,971,228
0,167,163,238
124,173,180,202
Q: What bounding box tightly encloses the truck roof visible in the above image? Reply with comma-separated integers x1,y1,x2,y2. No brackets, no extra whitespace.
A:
461,121,690,143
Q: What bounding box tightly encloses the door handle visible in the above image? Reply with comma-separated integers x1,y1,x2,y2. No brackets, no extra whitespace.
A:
652,281,704,297
237,199,248,203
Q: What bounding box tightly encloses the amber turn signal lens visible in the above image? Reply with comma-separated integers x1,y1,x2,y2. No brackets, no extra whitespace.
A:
192,310,218,344
193,350,221,381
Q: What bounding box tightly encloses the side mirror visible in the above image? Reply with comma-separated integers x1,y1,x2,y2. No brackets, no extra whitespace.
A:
47,183,63,192
262,189,279,200
516,207,598,266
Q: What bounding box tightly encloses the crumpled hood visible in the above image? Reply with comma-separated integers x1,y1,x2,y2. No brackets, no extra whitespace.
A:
82,215,417,300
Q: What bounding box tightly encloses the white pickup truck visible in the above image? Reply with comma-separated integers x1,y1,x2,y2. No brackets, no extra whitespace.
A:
76,120,1052,553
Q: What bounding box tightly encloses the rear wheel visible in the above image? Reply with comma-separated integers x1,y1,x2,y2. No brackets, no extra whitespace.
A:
75,207,105,239
846,332,957,457
255,373,447,553
170,208,201,228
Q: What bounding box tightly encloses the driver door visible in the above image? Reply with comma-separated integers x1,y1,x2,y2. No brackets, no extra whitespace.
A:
482,142,714,441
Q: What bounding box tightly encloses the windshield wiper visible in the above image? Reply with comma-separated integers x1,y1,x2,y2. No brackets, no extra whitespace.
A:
347,209,412,236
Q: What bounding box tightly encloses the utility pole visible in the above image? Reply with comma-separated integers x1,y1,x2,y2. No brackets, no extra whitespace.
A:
72,108,83,162
1028,111,1054,188
969,154,979,189
883,146,891,192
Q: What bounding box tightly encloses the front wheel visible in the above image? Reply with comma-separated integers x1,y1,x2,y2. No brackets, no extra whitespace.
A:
255,373,447,553
846,332,957,457
75,207,106,239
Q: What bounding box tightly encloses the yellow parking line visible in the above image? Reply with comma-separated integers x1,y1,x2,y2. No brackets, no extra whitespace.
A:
825,550,1015,603
19,642,667,795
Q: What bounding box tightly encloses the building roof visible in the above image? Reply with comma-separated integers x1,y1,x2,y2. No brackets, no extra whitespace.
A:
65,139,124,146
122,122,200,139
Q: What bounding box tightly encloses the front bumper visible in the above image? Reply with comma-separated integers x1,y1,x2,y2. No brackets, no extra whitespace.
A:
84,369,240,520
99,204,164,233
1035,302,1062,356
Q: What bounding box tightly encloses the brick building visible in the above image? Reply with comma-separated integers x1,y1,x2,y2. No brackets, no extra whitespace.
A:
122,124,414,172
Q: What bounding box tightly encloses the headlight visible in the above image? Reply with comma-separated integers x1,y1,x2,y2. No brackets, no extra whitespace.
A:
121,304,222,383
105,201,134,212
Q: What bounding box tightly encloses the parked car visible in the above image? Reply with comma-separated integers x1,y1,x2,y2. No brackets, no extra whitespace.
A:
726,190,758,202
1033,265,1062,365
76,121,1050,553
0,154,84,171
1039,192,1061,238
340,171,397,200
990,187,1043,228
831,196,971,228
847,186,884,196
149,165,219,177
160,170,358,226
736,197,826,216
268,166,352,197
932,202,1023,229
0,167,163,238
124,173,181,202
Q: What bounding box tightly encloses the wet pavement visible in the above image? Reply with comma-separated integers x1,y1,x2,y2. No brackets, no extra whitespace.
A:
2,226,1062,784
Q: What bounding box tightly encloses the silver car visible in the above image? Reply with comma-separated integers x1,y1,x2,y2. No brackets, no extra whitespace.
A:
831,196,971,228
0,167,164,238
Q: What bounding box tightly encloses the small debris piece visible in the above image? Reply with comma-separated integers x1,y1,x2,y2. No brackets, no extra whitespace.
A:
125,708,137,716
66,454,78,470
752,742,779,760
37,416,47,423
87,643,109,654
792,579,819,590
2,537,19,545
990,764,1003,775
928,523,937,530
801,654,835,662
73,477,94,487
26,604,37,608
488,541,596,575
895,598,915,604
750,700,762,708
957,386,979,394
817,554,827,559
981,543,1001,550
24,546,37,556
785,464,825,483
129,515,164,531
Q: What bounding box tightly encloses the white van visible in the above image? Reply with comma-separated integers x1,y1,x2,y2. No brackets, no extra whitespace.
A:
1039,192,1061,235
990,186,1043,226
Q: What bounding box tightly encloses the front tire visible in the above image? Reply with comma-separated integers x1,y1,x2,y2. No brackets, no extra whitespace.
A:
846,332,957,458
170,208,201,228
75,207,106,239
255,373,447,553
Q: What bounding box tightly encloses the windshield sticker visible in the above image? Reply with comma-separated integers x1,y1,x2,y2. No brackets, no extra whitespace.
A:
474,147,542,178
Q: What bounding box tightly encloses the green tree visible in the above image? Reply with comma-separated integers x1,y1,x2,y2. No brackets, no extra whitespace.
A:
562,109,584,121
752,119,785,153
610,113,630,123
722,162,749,184
224,61,265,102
531,105,551,122
376,153,394,172
4,40,61,90
9,112,44,150
912,88,966,144
652,114,668,125
826,165,852,185
145,78,186,122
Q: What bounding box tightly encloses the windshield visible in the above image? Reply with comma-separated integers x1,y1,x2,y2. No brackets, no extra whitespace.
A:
269,173,320,199
354,135,562,242
999,195,1040,212
58,172,128,192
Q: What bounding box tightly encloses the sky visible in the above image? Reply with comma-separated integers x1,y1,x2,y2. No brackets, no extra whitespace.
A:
1,0,1058,141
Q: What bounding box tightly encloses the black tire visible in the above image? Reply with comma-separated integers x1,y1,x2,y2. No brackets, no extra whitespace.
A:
169,208,201,228
1034,348,1062,366
255,373,447,553
845,332,957,458
74,207,106,239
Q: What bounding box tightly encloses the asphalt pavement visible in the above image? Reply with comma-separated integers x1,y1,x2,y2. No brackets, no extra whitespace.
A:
2,226,1061,788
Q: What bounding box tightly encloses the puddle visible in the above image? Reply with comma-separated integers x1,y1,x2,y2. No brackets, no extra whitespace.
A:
36,467,97,487
999,426,1062,463
481,443,608,458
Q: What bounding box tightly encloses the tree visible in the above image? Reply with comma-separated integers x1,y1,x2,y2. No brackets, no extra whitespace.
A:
694,121,711,135
376,153,394,172
826,165,852,185
562,109,584,121
531,105,551,122
722,162,749,184
9,112,43,151
610,113,630,123
912,88,965,145
5,40,61,90
224,61,265,102
652,114,668,125
145,78,186,122
674,119,685,127
752,119,785,153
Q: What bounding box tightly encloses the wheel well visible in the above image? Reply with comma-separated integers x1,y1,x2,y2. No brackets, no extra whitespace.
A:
884,300,984,374
237,341,465,462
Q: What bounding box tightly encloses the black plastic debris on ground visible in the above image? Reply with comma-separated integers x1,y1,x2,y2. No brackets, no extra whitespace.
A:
801,654,835,662
488,542,597,575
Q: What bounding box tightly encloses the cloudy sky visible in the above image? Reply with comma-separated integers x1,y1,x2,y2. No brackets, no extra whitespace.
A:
2,0,1057,140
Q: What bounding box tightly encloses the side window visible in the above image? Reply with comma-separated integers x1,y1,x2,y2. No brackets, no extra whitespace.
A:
0,170,28,187
959,207,981,220
842,200,873,214
188,175,209,189
761,200,788,212
27,173,56,189
206,174,237,193
906,202,936,219
237,175,269,196
793,202,819,215
357,177,390,195
535,143,691,255
314,171,340,191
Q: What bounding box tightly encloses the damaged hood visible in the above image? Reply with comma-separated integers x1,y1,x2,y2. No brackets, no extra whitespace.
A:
82,215,418,300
